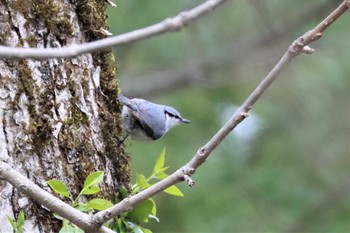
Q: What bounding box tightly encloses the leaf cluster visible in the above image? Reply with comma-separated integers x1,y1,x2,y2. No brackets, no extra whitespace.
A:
47,171,113,232
110,148,184,233
47,148,183,233
6,211,25,233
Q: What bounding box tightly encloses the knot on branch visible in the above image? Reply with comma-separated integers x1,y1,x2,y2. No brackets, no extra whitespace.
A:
89,215,104,232
197,147,206,157
301,46,315,55
165,16,184,31
181,166,196,187
310,32,323,42
91,210,110,227
18,184,28,193
183,174,195,187
239,112,249,119
289,37,304,53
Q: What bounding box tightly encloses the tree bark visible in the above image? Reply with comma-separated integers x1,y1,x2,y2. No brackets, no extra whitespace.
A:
0,1,129,232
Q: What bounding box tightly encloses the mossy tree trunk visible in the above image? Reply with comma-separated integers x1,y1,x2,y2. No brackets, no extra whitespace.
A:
0,1,129,232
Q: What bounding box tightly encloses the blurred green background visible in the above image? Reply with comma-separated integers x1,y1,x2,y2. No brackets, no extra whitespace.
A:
107,0,350,232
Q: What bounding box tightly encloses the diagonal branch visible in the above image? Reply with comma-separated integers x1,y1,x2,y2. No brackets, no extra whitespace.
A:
0,0,228,59
0,161,114,233
91,0,350,227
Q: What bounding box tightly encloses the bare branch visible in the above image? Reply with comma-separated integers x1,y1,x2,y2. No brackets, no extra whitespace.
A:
92,0,350,226
122,0,339,98
0,0,228,59
0,161,114,233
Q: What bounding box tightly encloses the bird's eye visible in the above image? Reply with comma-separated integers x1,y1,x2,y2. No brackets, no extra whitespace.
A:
165,110,173,117
165,110,180,119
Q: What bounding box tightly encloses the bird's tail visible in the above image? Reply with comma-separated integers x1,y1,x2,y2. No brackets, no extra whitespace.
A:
118,94,129,106
118,94,137,111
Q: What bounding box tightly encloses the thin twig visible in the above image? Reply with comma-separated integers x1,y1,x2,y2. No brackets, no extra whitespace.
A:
92,0,350,226
122,0,338,98
0,0,228,59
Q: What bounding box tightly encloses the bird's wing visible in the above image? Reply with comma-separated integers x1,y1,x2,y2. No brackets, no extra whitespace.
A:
135,102,165,139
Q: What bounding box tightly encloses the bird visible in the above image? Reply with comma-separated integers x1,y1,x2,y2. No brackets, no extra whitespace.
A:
118,94,190,140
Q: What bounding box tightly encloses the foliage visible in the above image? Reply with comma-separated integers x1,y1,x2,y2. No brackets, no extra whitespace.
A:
132,147,183,197
109,148,183,233
47,148,182,233
47,171,111,232
6,211,25,233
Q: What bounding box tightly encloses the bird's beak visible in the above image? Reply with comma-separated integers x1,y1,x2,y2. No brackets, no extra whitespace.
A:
181,118,191,124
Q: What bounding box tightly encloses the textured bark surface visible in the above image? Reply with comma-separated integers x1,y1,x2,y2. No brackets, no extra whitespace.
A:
0,0,129,232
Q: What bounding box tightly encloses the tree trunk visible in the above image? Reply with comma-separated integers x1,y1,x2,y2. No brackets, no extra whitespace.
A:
0,1,129,232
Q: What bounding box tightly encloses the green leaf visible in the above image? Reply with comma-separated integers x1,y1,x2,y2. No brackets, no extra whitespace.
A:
53,213,64,220
133,225,143,233
59,223,83,233
141,227,153,233
163,185,184,197
76,203,91,212
136,174,150,189
154,168,169,180
79,172,104,197
149,198,156,216
86,198,113,211
47,180,71,199
16,211,25,233
116,218,128,233
83,171,104,189
127,199,154,224
6,215,16,230
73,225,84,233
148,214,159,223
59,223,75,233
154,166,169,174
153,148,166,173
119,186,129,199
81,185,100,195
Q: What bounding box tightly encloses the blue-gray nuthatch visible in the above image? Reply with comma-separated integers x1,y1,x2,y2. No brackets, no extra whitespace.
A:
119,94,190,140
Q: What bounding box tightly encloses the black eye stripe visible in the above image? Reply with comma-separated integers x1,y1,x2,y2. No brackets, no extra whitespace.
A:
164,110,171,116
165,110,179,119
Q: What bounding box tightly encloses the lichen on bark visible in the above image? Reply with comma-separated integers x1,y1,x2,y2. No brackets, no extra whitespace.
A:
0,0,129,232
